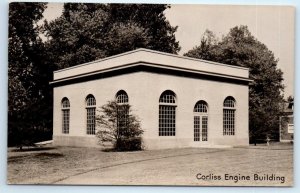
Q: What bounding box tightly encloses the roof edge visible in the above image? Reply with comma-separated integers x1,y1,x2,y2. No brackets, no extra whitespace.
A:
51,62,252,85
53,48,249,74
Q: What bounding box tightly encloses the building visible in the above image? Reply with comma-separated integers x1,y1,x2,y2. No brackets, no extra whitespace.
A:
279,101,294,142
51,48,251,149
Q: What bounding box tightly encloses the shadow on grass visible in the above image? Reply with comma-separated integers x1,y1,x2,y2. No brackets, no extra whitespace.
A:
11,146,57,152
8,152,64,163
101,148,145,152
101,148,117,152
237,142,294,150
34,152,64,158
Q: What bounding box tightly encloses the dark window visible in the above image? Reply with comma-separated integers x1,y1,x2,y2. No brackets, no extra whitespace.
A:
61,98,70,134
159,90,176,136
116,90,129,104
86,95,96,135
116,90,129,136
223,97,236,135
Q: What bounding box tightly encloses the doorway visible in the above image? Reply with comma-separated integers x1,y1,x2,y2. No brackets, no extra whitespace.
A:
193,101,208,142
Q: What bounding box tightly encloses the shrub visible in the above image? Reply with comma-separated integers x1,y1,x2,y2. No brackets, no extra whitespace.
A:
96,100,144,151
115,137,143,151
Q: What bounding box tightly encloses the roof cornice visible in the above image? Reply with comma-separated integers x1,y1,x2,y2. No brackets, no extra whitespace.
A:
54,48,249,74
50,61,252,85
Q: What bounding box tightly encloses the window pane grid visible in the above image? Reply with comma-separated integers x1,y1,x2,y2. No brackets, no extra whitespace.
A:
223,98,235,108
202,116,208,141
194,101,208,113
223,97,236,135
194,116,200,141
86,95,96,135
86,107,96,135
62,109,70,134
117,93,128,103
116,91,129,134
159,92,176,103
61,98,70,134
223,109,235,135
159,91,176,136
159,105,176,136
62,99,70,108
117,106,129,136
86,97,96,106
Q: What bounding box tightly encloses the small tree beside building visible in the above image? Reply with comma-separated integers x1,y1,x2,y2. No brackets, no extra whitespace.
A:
96,100,144,151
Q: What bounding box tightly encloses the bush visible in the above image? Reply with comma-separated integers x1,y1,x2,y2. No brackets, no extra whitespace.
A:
96,100,144,151
115,137,143,151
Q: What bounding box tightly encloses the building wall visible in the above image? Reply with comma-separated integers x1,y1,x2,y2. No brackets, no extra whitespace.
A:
280,115,294,142
53,71,249,149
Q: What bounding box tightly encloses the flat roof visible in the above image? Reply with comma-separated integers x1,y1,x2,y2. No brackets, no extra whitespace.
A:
52,48,251,85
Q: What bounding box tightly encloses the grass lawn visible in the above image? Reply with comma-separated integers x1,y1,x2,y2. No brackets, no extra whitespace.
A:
7,142,293,186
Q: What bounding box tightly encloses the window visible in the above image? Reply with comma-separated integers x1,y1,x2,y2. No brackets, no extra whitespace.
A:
61,98,70,134
223,96,236,135
194,100,208,113
159,90,176,136
116,90,129,135
202,116,208,141
86,95,96,135
193,100,208,141
194,116,200,141
116,90,129,104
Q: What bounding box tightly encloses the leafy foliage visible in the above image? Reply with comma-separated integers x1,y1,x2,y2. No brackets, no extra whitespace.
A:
9,3,46,110
43,3,180,69
8,2,53,147
184,29,219,61
287,95,294,103
185,26,285,142
96,100,144,151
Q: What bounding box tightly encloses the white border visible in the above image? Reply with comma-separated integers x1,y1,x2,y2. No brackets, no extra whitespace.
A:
1,0,298,193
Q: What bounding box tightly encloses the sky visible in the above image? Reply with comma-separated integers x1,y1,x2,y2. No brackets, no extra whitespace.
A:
165,4,295,98
40,3,295,98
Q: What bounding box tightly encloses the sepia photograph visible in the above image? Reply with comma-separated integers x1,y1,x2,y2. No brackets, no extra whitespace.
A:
7,1,294,186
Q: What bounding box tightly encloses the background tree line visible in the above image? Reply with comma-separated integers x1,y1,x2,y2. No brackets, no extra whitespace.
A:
8,2,286,146
184,27,285,142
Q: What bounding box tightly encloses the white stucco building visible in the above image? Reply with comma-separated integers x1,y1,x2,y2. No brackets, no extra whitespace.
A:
51,48,251,149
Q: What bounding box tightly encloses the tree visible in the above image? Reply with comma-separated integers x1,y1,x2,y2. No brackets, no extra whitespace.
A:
43,3,180,69
108,4,180,54
8,2,52,147
287,95,294,103
185,26,284,143
9,2,47,107
184,30,219,61
96,100,144,151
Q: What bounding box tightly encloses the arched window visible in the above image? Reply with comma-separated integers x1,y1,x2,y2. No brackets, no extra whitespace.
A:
86,94,96,135
61,97,70,134
116,90,129,104
115,90,129,136
193,101,208,141
159,90,176,136
223,96,236,135
194,100,208,113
